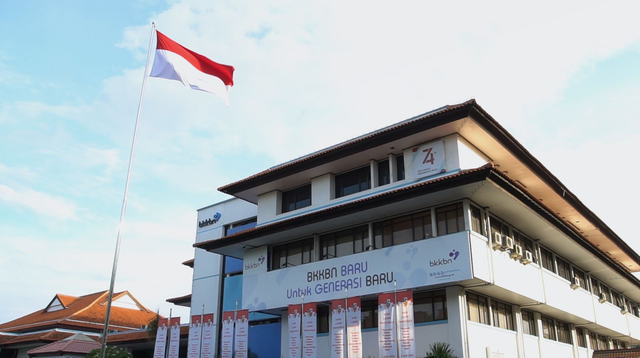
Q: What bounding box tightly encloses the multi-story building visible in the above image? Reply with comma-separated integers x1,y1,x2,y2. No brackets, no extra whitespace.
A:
188,99,640,357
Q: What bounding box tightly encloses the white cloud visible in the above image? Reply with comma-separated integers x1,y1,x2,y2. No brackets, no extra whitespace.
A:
0,184,79,221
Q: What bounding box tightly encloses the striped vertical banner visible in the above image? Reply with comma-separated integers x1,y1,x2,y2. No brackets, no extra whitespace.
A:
220,311,234,358
346,297,362,358
153,318,169,358
201,314,215,358
302,303,317,358
234,310,249,358
187,315,202,358
378,293,397,358
167,318,181,358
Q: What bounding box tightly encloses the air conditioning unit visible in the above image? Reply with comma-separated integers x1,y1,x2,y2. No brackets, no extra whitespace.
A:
510,245,523,260
599,292,607,303
621,308,629,315
505,236,515,250
570,276,580,290
492,233,503,250
520,250,533,265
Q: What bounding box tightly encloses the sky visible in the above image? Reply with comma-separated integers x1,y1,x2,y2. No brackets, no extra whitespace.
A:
1,0,640,324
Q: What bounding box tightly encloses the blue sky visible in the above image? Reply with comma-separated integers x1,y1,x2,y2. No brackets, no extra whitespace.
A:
1,0,640,324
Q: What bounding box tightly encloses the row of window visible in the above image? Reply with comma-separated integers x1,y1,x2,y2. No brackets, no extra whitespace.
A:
272,201,466,270
312,289,447,333
281,155,406,214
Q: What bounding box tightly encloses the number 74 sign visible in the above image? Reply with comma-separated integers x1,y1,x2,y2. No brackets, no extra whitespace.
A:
412,141,445,179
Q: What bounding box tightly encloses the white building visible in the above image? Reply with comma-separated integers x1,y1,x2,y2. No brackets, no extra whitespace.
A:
189,99,640,358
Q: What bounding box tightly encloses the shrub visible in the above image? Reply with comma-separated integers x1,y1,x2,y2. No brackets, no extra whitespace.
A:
424,342,458,358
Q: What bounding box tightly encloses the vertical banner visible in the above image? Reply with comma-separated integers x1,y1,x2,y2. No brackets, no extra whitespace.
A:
378,293,397,358
153,318,169,358
168,318,181,358
346,297,362,358
302,303,317,358
396,291,416,358
234,310,249,358
201,314,215,358
220,312,235,358
288,305,302,358
187,315,202,358
330,300,346,358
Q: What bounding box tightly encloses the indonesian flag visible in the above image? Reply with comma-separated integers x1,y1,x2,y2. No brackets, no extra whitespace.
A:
150,30,235,106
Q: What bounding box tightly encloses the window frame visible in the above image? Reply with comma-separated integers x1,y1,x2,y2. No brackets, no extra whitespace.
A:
320,225,369,260
521,310,537,336
281,184,312,213
377,159,390,186
335,166,371,198
467,292,489,325
414,289,447,323
270,238,315,270
436,202,465,235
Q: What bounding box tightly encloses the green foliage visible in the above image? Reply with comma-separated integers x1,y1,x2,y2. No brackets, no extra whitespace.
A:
147,312,160,343
86,346,133,358
424,342,458,358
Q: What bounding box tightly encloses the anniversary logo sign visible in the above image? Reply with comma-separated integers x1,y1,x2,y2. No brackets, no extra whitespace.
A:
243,232,473,310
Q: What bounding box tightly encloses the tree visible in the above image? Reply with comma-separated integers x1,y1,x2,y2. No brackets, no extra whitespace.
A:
86,346,133,358
424,342,458,358
147,312,160,343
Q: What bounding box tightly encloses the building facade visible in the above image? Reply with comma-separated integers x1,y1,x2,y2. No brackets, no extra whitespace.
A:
189,100,640,357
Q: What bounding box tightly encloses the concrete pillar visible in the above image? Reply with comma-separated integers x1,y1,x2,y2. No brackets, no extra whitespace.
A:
446,286,468,358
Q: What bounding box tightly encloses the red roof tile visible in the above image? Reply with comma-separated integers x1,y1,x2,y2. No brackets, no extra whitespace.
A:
27,334,100,355
0,331,75,346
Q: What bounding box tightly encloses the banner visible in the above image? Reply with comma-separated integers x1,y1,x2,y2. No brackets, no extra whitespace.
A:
302,303,317,358
288,305,302,358
396,291,416,358
153,318,169,358
378,293,397,358
187,315,202,358
331,300,346,358
201,314,215,358
168,318,181,358
221,312,234,358
235,310,249,358
346,297,362,358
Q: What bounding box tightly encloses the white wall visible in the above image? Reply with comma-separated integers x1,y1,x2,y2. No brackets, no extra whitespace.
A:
522,334,541,358
311,173,332,207
543,272,595,322
257,190,278,224
457,136,489,170
593,298,628,335
539,339,574,357
628,314,640,340
467,322,518,358
491,249,544,303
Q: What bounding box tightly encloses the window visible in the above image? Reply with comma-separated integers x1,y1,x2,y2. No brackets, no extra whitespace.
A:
396,155,405,181
600,285,612,303
612,291,624,308
541,316,556,340
361,299,378,329
281,184,311,213
556,320,571,344
373,209,432,248
377,159,390,186
489,216,510,237
317,305,329,333
597,335,608,350
573,268,588,290
470,205,483,235
556,257,571,281
491,300,514,330
335,166,371,198
521,310,537,336
436,203,465,235
575,328,586,348
467,292,489,325
225,217,257,235
589,331,598,350
271,238,314,270
630,301,640,317
414,290,447,323
540,247,555,273
590,277,600,296
321,225,369,259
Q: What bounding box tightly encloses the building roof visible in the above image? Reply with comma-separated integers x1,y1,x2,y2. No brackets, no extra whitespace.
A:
210,99,640,274
166,294,191,307
0,291,157,334
27,333,100,356
182,259,194,268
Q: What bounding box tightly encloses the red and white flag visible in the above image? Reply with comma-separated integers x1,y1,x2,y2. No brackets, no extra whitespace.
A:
150,30,235,106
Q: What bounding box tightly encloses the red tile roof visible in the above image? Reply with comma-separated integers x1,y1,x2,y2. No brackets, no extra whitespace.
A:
0,291,156,334
27,334,100,356
0,331,75,346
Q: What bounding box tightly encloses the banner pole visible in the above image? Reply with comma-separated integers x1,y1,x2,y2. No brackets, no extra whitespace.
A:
394,280,399,358
301,294,305,358
99,21,156,358
167,309,173,358
198,305,204,358
344,288,348,358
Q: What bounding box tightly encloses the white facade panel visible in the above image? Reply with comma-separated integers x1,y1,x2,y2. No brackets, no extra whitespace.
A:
466,322,518,358
539,339,573,357
457,136,489,170
542,272,595,321
628,314,640,340
257,190,278,224
311,173,332,207
577,347,590,358
522,334,541,358
492,250,544,302
469,233,491,282
593,300,628,335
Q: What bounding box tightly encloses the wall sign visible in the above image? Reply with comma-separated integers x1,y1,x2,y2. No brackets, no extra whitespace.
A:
242,232,472,310
412,140,445,180
199,212,221,228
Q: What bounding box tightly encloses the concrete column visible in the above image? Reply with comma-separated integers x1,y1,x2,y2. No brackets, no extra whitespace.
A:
513,306,525,358
446,286,468,358
389,153,397,182
370,159,378,188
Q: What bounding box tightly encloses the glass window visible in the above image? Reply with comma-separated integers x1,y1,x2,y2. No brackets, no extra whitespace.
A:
513,231,538,264
590,277,600,296
396,155,405,181
573,268,588,290
321,225,369,260
377,159,390,186
612,291,624,308
589,331,598,350
414,290,447,323
490,216,510,237
556,257,571,281
436,203,465,235
281,184,311,213
597,335,608,350
541,316,556,340
470,205,483,235
556,320,571,344
335,166,371,198
271,238,314,270
491,300,514,330
575,328,586,348
540,247,555,273
373,209,432,248
522,310,537,336
630,301,640,317
467,292,489,325
225,217,257,235
361,299,378,329
317,305,329,333
601,285,612,303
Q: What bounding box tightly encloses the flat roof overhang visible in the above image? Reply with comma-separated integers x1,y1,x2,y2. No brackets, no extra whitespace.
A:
214,99,640,272
197,167,640,297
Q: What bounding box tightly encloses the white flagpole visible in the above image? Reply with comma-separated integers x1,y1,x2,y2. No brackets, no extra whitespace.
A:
99,22,157,358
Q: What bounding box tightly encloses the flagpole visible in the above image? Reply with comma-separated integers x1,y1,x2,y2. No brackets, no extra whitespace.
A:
99,22,157,358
